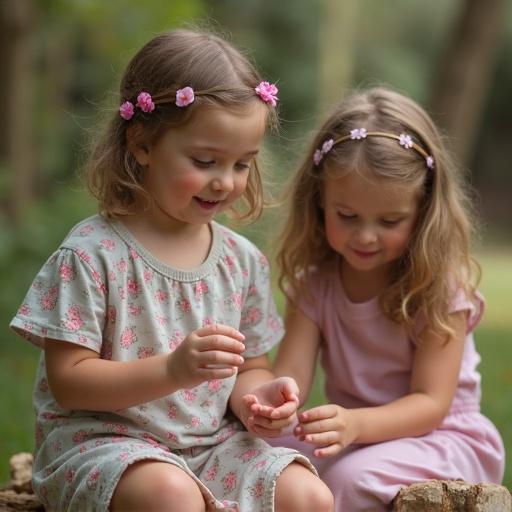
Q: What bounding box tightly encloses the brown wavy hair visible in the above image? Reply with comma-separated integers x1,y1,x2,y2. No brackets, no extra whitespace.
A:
85,28,278,221
277,87,480,340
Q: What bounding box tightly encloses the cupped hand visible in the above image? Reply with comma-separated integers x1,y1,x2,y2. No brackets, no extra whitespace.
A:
294,404,359,457
166,324,246,390
241,377,300,437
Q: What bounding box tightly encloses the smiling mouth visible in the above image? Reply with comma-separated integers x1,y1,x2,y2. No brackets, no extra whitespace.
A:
352,248,379,258
194,197,221,210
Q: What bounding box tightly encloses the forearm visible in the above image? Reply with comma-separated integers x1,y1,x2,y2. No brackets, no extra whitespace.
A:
352,392,449,444
47,354,178,411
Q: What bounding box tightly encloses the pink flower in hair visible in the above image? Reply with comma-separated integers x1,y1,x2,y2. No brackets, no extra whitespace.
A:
350,128,368,140
255,81,279,106
313,138,334,165
176,87,195,107
119,101,135,120
426,156,435,169
399,133,413,149
321,139,334,153
136,91,155,113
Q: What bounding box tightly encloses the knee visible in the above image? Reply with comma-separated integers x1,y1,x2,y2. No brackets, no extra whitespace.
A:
275,463,334,512
111,461,205,512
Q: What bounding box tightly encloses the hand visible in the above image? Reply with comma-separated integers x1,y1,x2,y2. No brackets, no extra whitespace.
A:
166,324,246,390
294,404,359,457
241,377,300,437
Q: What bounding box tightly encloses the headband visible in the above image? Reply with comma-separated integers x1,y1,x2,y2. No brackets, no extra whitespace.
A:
313,128,434,170
119,81,278,121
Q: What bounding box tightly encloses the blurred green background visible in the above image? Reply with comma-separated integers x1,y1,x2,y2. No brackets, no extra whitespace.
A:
1,0,510,489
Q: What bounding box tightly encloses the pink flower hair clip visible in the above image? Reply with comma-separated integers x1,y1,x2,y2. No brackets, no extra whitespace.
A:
176,87,195,107
255,81,279,107
119,90,155,120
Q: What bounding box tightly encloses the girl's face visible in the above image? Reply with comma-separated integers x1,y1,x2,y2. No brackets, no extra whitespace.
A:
132,101,267,229
322,170,420,278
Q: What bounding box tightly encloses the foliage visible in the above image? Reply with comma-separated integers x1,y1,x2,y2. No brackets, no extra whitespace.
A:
1,0,511,492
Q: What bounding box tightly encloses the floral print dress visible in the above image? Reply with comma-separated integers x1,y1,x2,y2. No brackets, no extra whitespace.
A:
10,215,315,512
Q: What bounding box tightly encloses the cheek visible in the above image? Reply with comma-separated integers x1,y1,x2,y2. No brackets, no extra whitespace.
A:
324,213,348,246
165,172,204,193
233,173,250,195
385,226,413,253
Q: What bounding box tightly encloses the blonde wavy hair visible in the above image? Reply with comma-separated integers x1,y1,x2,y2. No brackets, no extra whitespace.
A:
277,87,480,341
86,28,278,221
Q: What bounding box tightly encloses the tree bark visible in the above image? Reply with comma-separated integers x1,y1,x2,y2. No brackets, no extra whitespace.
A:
429,0,507,165
318,0,358,111
0,0,35,224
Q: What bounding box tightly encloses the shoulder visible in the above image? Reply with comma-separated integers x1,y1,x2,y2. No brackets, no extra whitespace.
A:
55,214,132,280
214,222,269,268
61,214,119,249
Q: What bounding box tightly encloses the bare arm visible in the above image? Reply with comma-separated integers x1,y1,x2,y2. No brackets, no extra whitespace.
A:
45,340,175,411
351,310,468,443
273,300,322,406
297,311,468,456
45,324,246,411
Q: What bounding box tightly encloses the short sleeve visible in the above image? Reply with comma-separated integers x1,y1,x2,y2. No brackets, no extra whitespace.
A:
10,248,107,352
284,269,322,324
239,253,284,358
411,289,485,343
451,289,485,334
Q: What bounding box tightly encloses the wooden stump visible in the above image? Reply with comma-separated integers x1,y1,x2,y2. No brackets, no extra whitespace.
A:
0,453,43,511
393,480,512,511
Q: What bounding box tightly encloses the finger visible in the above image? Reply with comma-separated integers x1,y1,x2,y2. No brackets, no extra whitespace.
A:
198,335,246,355
251,404,276,418
299,405,337,423
199,350,245,368
313,443,342,458
242,394,259,410
295,418,340,436
195,324,245,342
196,367,238,380
302,430,340,446
280,379,300,402
269,400,298,420
253,415,296,430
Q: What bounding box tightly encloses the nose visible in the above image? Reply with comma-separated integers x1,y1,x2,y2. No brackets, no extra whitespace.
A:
212,169,234,193
355,225,377,245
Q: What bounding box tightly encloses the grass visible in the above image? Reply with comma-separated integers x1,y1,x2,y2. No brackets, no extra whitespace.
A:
1,249,510,488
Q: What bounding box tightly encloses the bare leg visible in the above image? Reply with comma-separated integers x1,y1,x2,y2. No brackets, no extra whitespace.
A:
110,460,206,512
274,462,334,512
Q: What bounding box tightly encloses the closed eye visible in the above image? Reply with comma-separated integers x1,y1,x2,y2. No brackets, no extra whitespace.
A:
381,219,402,226
235,161,251,171
192,158,214,168
337,212,357,221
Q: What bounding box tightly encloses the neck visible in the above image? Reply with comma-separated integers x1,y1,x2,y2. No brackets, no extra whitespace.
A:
339,259,392,303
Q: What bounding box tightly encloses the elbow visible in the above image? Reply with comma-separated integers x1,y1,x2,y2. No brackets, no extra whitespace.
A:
424,396,451,431
47,375,78,410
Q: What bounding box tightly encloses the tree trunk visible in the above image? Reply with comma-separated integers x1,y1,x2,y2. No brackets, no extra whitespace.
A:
318,0,358,111
429,0,507,165
0,0,35,224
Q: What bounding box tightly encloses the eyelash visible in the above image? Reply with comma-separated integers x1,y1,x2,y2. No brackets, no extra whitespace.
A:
337,213,402,226
191,158,251,171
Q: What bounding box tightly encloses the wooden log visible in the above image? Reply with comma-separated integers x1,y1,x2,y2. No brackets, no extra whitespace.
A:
0,453,43,512
393,479,512,511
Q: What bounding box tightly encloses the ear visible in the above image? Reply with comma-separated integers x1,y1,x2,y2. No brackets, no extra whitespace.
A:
126,124,150,166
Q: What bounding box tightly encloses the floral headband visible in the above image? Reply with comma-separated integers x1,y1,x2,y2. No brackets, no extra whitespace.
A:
313,128,435,170
119,81,278,120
